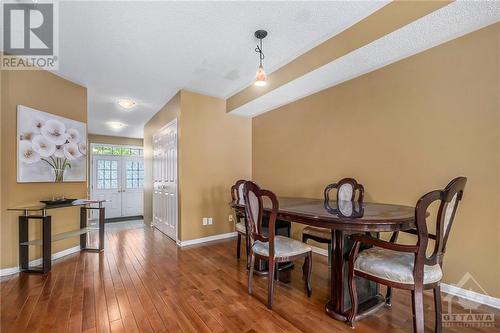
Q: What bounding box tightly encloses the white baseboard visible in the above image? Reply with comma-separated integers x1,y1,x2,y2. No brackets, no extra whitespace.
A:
441,282,500,310
177,232,238,247
0,245,81,277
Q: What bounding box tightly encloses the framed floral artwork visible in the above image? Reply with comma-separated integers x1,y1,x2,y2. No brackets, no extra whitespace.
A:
17,105,87,182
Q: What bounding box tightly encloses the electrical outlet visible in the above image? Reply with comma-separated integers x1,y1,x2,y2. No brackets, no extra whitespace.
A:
208,218,213,225
228,215,234,222
202,217,208,226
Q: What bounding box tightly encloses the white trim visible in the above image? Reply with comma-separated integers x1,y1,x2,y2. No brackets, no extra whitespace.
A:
441,283,500,310
0,245,81,277
177,232,238,247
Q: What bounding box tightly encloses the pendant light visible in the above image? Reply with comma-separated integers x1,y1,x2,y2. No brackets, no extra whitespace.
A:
254,30,268,87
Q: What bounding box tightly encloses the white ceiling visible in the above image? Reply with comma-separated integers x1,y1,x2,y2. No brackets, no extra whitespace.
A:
54,1,388,138
231,0,500,117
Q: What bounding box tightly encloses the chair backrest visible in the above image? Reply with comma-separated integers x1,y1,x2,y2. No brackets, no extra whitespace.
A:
414,177,467,269
243,181,279,257
231,179,246,205
324,178,364,202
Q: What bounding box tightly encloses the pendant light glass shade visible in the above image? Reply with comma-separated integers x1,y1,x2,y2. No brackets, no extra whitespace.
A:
255,64,267,86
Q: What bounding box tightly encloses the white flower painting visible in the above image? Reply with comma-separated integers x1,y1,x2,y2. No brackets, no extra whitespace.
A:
17,105,87,182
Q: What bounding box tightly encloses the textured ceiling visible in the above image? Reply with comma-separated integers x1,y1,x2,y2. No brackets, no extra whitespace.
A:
54,1,387,138
230,1,500,117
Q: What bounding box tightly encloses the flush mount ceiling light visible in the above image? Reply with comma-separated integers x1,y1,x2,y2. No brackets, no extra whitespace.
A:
107,121,126,130
254,30,268,87
118,99,136,109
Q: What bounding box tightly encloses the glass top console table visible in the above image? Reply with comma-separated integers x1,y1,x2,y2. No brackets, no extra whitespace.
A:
8,199,107,274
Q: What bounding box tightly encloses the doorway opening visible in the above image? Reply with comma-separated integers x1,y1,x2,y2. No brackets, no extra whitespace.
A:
90,143,144,221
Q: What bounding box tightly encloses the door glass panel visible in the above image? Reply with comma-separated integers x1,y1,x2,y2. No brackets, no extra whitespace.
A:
96,159,119,189
126,160,144,189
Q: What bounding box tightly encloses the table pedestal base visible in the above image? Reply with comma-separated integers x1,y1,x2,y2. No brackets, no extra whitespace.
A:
325,294,386,322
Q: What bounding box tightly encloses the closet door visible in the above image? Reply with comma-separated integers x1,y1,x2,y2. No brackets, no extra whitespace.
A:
153,119,178,241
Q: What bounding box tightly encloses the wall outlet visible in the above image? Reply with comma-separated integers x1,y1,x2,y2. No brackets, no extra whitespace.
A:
202,217,208,226
208,217,213,225
228,215,234,222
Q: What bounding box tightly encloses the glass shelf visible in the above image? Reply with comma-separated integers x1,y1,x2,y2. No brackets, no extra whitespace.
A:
20,227,100,246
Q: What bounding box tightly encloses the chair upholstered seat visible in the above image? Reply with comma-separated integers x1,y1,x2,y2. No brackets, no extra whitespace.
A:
302,226,331,240
253,236,312,258
235,222,246,234
354,247,442,285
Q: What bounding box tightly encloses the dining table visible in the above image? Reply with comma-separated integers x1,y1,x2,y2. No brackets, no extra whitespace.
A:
231,196,416,322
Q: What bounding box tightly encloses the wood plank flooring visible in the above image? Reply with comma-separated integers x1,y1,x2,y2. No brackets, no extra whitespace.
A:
1,221,499,333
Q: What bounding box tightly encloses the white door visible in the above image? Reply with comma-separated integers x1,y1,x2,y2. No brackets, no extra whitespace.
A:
91,146,144,219
92,155,122,218
122,156,144,216
153,119,178,240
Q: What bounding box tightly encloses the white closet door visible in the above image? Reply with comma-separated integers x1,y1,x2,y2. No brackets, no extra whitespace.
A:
153,119,178,241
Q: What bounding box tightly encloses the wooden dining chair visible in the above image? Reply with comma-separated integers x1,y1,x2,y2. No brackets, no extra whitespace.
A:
302,178,364,265
347,177,467,333
244,181,313,309
231,179,248,263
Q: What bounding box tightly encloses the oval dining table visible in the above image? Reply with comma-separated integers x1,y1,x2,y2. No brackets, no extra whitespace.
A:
232,196,416,322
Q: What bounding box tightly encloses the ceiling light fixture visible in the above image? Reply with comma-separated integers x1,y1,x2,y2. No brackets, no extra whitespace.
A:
118,99,136,109
107,121,126,130
254,30,268,87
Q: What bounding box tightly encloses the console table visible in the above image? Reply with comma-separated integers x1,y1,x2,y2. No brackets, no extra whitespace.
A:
8,199,107,274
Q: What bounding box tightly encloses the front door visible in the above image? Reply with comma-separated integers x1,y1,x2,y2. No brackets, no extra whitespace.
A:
91,145,144,219
122,156,144,216
92,155,122,218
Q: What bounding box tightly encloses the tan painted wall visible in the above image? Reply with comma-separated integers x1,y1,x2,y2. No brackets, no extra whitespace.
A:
1,70,87,269
88,134,143,147
179,90,252,240
143,90,252,240
252,24,500,297
144,92,181,227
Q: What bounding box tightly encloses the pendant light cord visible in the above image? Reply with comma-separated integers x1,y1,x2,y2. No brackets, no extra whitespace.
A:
255,38,265,66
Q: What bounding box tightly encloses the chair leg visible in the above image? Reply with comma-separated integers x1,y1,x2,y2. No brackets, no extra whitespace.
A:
411,287,425,333
385,287,393,307
434,285,443,333
327,242,332,267
245,235,250,269
236,233,241,259
347,266,358,327
302,252,312,297
267,259,275,309
248,254,255,295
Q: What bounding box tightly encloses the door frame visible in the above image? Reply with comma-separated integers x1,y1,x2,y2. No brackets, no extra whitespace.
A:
152,118,179,243
90,143,144,219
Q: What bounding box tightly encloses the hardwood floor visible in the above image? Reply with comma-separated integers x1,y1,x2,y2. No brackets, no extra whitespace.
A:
1,221,499,333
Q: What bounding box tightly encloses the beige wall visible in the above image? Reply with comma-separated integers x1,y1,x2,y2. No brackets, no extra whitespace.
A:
252,24,500,297
1,70,87,269
88,134,143,147
179,90,252,240
144,90,252,241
